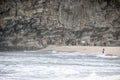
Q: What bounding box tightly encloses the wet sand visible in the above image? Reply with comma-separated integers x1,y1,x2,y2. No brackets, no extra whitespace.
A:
41,45,120,56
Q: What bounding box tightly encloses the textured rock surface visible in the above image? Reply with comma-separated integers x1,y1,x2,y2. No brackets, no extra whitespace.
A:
0,0,120,51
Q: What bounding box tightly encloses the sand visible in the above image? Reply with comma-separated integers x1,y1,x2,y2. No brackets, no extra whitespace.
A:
41,45,120,56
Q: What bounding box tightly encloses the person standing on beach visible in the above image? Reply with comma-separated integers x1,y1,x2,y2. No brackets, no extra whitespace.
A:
102,48,105,54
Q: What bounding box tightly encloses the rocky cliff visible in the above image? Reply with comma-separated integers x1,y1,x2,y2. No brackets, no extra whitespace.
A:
0,0,120,51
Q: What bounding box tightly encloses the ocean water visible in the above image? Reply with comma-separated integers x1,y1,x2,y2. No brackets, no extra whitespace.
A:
0,51,120,80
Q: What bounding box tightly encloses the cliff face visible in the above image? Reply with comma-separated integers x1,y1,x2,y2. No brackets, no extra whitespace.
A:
0,0,120,50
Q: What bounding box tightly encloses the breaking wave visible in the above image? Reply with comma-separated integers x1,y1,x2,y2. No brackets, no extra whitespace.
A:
0,51,120,80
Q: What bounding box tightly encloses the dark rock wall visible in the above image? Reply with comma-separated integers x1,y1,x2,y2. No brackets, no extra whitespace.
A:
0,0,120,50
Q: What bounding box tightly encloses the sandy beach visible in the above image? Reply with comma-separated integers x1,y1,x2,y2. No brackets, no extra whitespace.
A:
41,45,120,56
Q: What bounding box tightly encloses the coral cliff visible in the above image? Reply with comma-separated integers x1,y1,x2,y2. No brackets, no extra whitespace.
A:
0,0,120,51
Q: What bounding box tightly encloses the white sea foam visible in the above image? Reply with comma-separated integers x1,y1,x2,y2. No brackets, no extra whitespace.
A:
0,51,120,80
23,50,38,52
52,50,57,53
1,74,120,80
96,54,119,58
52,75,120,80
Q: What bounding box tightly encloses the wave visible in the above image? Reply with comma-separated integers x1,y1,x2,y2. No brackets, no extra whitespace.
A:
1,74,119,80
23,50,38,53
0,51,120,80
51,51,86,56
96,54,119,58
51,51,119,58
51,74,120,80
51,50,57,53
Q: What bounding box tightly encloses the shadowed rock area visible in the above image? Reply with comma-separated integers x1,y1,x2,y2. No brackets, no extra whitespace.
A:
0,0,120,51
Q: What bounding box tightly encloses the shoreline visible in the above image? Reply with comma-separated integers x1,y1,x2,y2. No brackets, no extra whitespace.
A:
40,45,120,56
